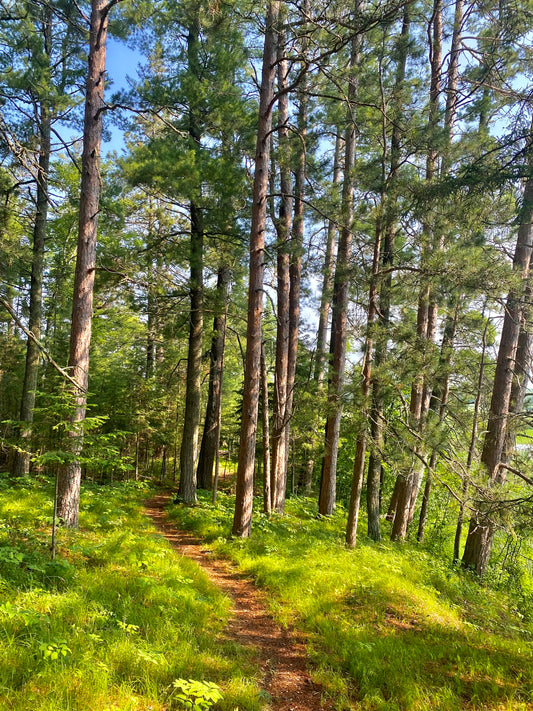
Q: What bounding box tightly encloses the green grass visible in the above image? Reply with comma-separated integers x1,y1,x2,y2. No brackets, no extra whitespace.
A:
516,427,533,445
0,476,263,711
167,492,533,711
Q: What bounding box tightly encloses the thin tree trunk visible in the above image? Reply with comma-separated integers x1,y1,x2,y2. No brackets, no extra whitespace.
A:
390,0,442,540
179,11,204,505
414,0,464,539
57,0,110,528
135,431,139,481
179,201,203,503
319,2,362,516
417,300,460,541
346,212,383,547
271,27,292,513
13,9,52,477
315,132,342,386
366,3,411,540
232,0,279,537
503,284,533,461
197,264,231,489
278,24,308,513
261,337,272,515
453,314,489,562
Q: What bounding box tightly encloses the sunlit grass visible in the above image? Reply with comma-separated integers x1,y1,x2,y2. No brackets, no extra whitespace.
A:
0,476,263,711
168,491,533,711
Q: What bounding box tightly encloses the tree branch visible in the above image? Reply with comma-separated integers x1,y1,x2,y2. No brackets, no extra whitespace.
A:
0,297,87,393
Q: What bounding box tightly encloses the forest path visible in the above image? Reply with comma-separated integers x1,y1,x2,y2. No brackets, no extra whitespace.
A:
144,494,333,711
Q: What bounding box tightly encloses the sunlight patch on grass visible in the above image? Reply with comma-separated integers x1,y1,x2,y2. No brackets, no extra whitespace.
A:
0,477,263,711
168,491,533,711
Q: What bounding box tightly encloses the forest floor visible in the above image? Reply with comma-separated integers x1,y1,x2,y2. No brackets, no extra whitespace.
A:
145,493,334,711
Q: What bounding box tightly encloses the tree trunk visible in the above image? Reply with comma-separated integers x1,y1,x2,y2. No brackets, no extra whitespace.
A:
503,284,533,461
319,3,362,516
390,0,442,540
261,337,272,515
366,3,411,541
278,30,308,513
413,0,464,539
179,202,203,503
179,10,204,505
416,300,459,542
232,0,279,537
13,9,52,477
345,210,383,547
314,132,342,387
57,0,110,528
271,27,292,513
197,264,231,489
462,171,533,574
453,314,489,562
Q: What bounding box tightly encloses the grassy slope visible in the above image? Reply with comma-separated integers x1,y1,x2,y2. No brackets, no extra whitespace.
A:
0,477,262,711
167,492,533,711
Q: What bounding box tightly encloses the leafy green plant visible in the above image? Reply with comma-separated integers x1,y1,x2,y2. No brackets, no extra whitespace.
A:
171,678,223,710
116,620,140,634
39,640,71,661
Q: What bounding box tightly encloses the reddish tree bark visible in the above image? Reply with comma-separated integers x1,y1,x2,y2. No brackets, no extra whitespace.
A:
261,337,272,515
366,2,410,541
271,29,292,513
232,0,279,537
57,0,112,527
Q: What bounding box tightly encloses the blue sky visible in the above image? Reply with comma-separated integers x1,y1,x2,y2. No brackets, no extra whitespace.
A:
104,37,141,154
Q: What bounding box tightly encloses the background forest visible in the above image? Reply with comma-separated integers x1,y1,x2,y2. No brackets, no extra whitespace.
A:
4,0,533,709
1,0,533,606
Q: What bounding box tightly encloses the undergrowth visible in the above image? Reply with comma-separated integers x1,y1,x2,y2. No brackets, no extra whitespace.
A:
168,491,533,711
0,475,262,711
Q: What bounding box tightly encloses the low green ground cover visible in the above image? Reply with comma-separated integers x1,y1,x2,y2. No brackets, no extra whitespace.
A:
168,492,533,711
0,476,262,711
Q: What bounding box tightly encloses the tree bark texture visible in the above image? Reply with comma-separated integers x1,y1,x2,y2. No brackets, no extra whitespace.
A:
13,8,52,477
197,264,231,489
453,314,489,563
232,0,279,537
319,5,362,516
179,9,204,505
346,213,383,547
57,0,109,528
279,39,308,512
179,200,204,503
462,172,533,574
261,337,272,515
416,300,459,542
366,3,411,541
271,30,292,513
315,132,342,387
504,284,533,462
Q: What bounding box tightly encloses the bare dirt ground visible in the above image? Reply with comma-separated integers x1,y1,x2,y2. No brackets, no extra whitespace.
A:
145,494,334,711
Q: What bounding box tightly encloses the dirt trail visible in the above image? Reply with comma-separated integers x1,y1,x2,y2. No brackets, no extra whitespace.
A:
145,494,333,711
